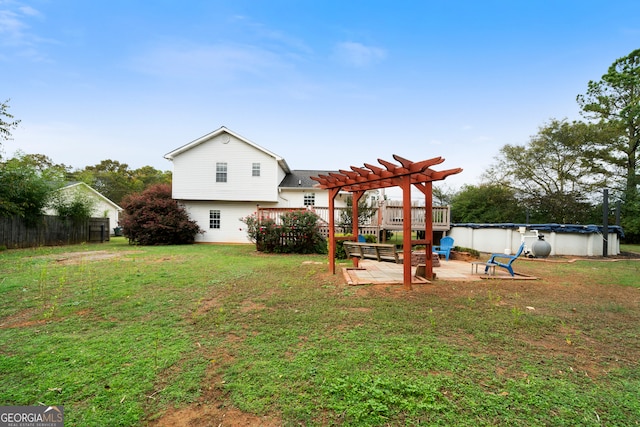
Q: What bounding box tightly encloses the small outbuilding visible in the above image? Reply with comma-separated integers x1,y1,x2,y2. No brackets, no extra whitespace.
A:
44,182,122,234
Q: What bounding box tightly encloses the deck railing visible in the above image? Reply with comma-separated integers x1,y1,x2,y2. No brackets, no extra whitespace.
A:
257,205,451,233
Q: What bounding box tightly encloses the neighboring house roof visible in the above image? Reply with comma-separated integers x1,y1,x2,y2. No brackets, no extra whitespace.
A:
279,170,339,189
60,182,123,211
164,126,291,173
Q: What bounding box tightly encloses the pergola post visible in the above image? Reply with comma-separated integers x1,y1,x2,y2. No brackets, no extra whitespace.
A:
352,191,365,240
425,181,433,278
401,175,413,290
414,181,434,279
328,188,340,275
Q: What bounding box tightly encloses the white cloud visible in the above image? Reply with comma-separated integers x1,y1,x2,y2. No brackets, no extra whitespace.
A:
230,14,313,56
130,42,291,80
0,2,50,61
0,8,28,43
18,5,40,17
332,41,386,67
129,14,314,81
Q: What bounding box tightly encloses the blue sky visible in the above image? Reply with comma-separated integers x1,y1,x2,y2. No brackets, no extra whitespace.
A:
2,0,639,193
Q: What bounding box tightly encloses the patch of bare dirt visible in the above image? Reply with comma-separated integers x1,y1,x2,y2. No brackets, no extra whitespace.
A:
0,307,48,329
0,307,95,329
148,404,280,427
146,329,282,427
32,250,145,265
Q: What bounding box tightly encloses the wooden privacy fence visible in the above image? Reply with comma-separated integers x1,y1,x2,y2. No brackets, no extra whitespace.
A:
0,215,110,249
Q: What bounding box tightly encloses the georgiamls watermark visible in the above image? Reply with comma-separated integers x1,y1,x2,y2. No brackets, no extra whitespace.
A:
0,406,64,427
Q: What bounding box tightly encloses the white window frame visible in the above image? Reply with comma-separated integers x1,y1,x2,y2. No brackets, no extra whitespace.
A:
216,162,227,183
304,193,315,206
209,210,221,229
252,163,260,177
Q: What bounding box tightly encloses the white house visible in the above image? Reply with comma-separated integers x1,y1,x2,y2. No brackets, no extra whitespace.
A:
44,182,122,234
164,127,347,243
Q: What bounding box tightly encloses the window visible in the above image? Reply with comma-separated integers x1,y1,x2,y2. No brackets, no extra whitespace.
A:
304,193,315,206
216,162,227,182
252,163,260,177
209,210,221,229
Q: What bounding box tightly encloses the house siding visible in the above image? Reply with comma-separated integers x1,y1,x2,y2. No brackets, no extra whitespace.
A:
182,200,273,243
172,133,282,202
179,189,347,244
276,189,348,208
166,127,350,243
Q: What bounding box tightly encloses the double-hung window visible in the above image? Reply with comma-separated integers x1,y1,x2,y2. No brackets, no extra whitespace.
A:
209,210,221,229
303,193,315,206
216,162,227,182
252,163,260,177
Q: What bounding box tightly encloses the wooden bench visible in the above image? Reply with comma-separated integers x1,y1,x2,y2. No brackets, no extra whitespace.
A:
343,241,401,263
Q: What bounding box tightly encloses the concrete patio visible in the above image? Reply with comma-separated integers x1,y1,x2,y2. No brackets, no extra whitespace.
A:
342,258,537,285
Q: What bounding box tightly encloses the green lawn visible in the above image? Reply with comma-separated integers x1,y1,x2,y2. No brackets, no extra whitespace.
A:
1,239,639,426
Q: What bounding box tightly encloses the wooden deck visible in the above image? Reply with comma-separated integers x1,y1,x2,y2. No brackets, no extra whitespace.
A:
258,205,452,234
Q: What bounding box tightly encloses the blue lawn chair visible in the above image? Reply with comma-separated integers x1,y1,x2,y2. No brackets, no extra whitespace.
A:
485,242,526,277
434,236,454,261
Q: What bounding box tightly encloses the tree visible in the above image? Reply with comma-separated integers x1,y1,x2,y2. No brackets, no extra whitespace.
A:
0,154,63,224
119,183,202,245
484,119,605,223
450,184,526,223
525,192,600,224
70,161,172,205
131,165,172,190
432,185,456,206
71,160,135,205
0,99,20,148
339,193,378,230
577,48,640,203
15,153,72,177
577,49,640,241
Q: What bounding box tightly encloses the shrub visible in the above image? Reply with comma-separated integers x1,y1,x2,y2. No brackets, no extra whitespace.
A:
453,246,480,257
363,234,377,243
120,184,202,245
335,240,347,259
241,210,327,254
49,190,96,223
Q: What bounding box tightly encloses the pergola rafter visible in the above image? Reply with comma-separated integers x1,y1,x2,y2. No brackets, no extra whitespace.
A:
311,154,462,289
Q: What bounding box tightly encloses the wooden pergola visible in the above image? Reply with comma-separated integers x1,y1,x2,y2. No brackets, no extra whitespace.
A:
310,154,462,290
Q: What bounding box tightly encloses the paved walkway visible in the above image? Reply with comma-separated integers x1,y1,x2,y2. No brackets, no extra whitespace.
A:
342,259,536,285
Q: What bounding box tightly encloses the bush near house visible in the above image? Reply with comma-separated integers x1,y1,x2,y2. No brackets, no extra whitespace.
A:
120,183,202,245
241,210,327,254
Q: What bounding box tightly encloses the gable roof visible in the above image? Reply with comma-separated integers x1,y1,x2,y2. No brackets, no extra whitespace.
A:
164,126,291,173
279,170,339,189
60,182,122,211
